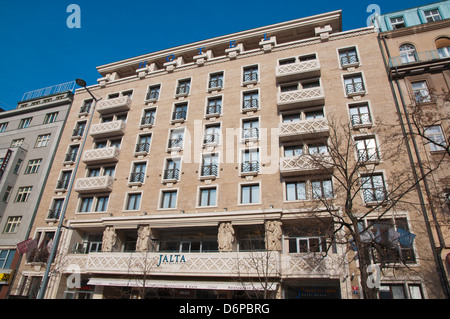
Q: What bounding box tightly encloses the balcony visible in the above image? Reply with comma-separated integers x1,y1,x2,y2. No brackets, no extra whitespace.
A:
82,146,120,165
276,59,321,82
279,118,329,141
200,164,218,180
280,154,333,176
388,49,450,78
163,168,179,182
89,120,126,139
74,175,115,193
97,96,131,115
241,161,259,176
277,87,324,110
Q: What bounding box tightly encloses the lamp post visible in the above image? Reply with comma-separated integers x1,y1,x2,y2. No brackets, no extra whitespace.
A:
37,79,101,299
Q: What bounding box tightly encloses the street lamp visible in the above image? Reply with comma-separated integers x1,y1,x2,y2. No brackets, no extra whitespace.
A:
37,79,101,299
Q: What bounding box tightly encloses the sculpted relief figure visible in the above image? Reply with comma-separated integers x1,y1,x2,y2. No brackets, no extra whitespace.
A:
136,225,151,252
265,220,282,251
218,222,235,252
102,226,117,252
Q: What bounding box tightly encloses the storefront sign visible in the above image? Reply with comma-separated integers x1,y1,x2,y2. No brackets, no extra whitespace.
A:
0,270,13,285
17,238,37,255
156,254,186,267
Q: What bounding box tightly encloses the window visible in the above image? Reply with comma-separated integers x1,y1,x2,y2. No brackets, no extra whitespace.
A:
80,99,93,114
0,249,15,269
168,129,184,149
201,154,219,177
355,136,379,162
65,145,79,163
312,179,333,199
11,138,24,148
163,158,181,180
95,196,109,212
425,125,447,152
339,47,359,67
2,186,12,203
411,81,432,103
289,237,326,253
242,118,259,140
240,184,260,204
344,74,365,95
204,124,220,145
25,159,42,174
308,143,328,154
73,121,86,137
56,171,72,190
136,134,152,154
399,44,417,64
35,133,51,148
161,190,177,209
349,103,372,126
18,117,32,129
3,216,21,233
206,97,222,116
130,162,146,184
140,108,156,126
199,187,217,207
176,79,191,95
13,159,23,174
305,109,324,120
172,103,188,121
390,16,405,29
44,112,58,124
241,149,259,174
146,84,160,101
242,91,259,110
15,186,32,203
0,122,8,132
284,145,303,157
48,199,64,219
436,37,450,58
243,65,258,83
79,197,93,212
209,72,223,90
286,181,307,201
361,174,386,202
282,113,301,123
424,9,441,22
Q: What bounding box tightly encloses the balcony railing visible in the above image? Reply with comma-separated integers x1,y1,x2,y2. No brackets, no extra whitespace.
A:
140,115,155,127
163,168,179,181
276,59,321,82
90,120,126,139
82,146,120,165
242,128,259,140
280,154,333,176
340,55,359,67
241,161,259,175
135,143,150,154
208,79,223,90
362,187,387,203
175,86,190,96
203,133,220,145
345,82,365,96
201,164,218,177
243,99,259,111
74,175,115,193
129,172,145,184
350,113,372,127
172,110,187,122
97,96,131,115
47,208,62,220
277,87,324,110
279,118,329,141
389,49,450,68
243,72,258,83
206,105,221,118
167,138,183,150
55,179,70,191
63,152,78,163
145,91,159,102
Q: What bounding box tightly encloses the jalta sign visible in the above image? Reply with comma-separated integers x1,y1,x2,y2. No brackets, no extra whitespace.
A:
156,254,186,267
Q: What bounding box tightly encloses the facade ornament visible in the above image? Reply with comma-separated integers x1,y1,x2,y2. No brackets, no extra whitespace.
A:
218,222,235,252
265,220,282,251
136,225,151,252
102,226,117,252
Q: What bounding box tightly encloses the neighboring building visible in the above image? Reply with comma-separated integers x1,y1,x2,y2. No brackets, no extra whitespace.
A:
0,83,74,298
10,7,448,299
374,0,450,298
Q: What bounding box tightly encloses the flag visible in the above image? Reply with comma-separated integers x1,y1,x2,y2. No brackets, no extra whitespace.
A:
17,238,37,254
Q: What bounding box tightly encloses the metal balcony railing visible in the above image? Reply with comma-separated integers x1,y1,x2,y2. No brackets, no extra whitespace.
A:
168,138,183,149
340,55,359,66
135,143,150,153
206,105,221,116
176,86,190,95
241,161,259,173
47,208,62,220
362,187,387,203
389,49,450,68
242,127,259,140
208,79,223,89
64,152,77,163
243,99,259,110
146,91,159,101
345,82,365,95
350,113,372,126
163,168,179,180
140,115,155,126
129,172,145,184
172,110,187,121
243,72,258,83
203,133,220,145
201,164,218,177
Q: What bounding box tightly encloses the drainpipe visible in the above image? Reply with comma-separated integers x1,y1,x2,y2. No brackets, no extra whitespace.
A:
37,81,101,299
378,34,449,298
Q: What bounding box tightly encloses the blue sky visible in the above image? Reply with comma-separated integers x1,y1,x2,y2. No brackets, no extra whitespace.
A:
0,0,436,110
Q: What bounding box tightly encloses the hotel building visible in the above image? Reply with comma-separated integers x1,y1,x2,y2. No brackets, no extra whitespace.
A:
10,7,448,299
0,84,73,298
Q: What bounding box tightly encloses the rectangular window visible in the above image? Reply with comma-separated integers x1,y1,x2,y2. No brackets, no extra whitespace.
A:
146,84,160,101
176,79,191,95
344,74,365,95
79,197,93,212
95,196,109,212
126,193,141,210
35,134,51,147
204,124,220,145
289,237,326,253
243,65,258,83
130,162,146,183
201,154,219,177
13,159,23,174
425,125,447,152
206,96,222,116
163,158,181,180
242,118,259,140
411,81,432,103
2,186,13,203
73,121,86,137
172,103,188,121
361,174,386,202
355,136,379,162
44,112,58,124
80,99,93,114
3,216,21,233
199,187,217,207
242,91,259,110
209,72,224,89
424,9,441,22
65,145,79,162
390,16,405,29
286,181,307,201
25,159,42,174
312,179,333,199
161,190,177,209
349,103,372,126
284,145,303,157
136,134,152,153
241,184,260,204
0,122,8,132
241,149,259,173
56,171,72,190
18,117,32,129
49,199,64,219
15,186,32,202
339,47,359,67
141,108,156,126
168,129,184,149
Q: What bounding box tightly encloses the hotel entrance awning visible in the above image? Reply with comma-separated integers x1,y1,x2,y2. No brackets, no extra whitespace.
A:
87,278,278,291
